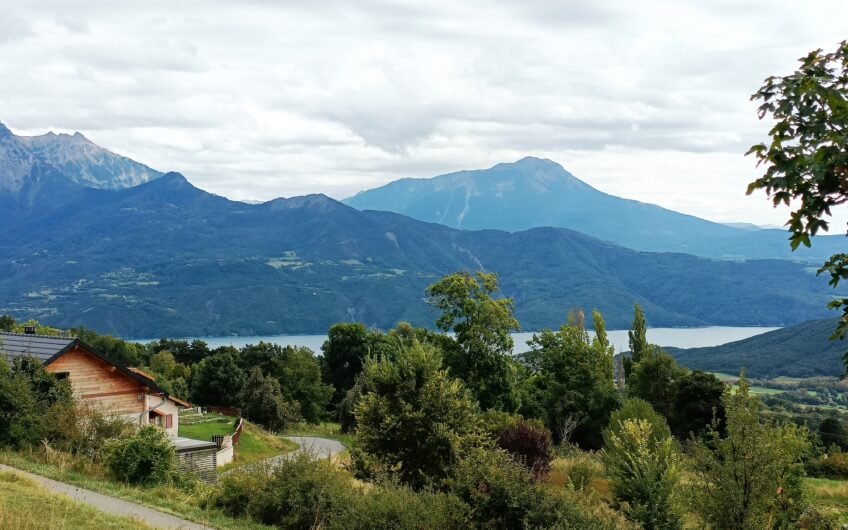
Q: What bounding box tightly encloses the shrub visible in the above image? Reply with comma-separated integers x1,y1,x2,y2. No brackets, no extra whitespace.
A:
495,420,553,476
807,452,848,480
690,375,812,529
448,448,630,530
561,452,604,491
40,402,134,461
213,452,354,528
330,482,469,530
604,418,682,530
103,425,178,486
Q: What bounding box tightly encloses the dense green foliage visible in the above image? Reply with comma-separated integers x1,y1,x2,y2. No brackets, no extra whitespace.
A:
351,341,486,489
0,356,73,448
427,271,520,411
690,376,812,529
604,416,682,530
241,368,301,431
520,311,618,448
103,425,179,486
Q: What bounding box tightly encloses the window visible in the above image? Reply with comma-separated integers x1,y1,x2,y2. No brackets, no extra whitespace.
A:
54,372,69,380
165,414,173,429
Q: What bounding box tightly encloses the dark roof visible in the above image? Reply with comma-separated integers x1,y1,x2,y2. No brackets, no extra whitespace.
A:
0,333,75,363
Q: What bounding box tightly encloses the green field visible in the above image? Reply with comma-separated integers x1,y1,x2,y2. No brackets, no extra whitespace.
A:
0,471,152,530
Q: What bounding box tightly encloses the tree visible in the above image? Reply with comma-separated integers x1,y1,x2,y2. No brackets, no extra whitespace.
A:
351,340,486,489
0,355,73,448
746,41,848,366
495,420,553,476
690,374,811,529
604,417,682,530
627,348,685,419
670,370,725,439
321,323,378,405
240,342,332,423
623,303,649,378
190,351,246,407
521,310,619,448
242,368,301,431
103,425,178,486
606,398,672,446
819,417,848,452
426,271,520,411
0,314,15,331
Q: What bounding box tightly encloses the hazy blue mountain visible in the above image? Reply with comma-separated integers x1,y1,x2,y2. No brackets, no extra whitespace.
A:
667,318,845,378
0,172,838,337
0,122,161,192
343,157,844,262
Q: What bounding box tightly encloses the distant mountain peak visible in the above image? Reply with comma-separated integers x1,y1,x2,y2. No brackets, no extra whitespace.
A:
0,121,163,191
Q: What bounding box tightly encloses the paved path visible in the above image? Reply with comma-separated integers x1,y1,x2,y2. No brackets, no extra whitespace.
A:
283,436,345,459
0,464,212,530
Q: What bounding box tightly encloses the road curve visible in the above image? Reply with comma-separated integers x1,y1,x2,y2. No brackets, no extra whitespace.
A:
282,436,345,459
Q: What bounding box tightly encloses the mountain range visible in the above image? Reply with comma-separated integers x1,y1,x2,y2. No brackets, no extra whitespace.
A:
0,123,841,337
344,157,844,262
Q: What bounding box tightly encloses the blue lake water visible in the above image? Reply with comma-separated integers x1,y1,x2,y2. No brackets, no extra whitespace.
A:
149,326,779,354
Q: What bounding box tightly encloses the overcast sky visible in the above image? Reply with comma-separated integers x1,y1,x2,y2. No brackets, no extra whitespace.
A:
2,0,847,227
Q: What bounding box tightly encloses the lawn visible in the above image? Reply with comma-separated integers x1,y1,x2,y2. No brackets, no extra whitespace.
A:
807,477,848,523
178,414,297,471
0,470,152,530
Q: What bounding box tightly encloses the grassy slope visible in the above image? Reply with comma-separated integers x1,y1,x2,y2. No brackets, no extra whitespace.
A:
0,451,274,530
179,414,297,471
0,471,152,530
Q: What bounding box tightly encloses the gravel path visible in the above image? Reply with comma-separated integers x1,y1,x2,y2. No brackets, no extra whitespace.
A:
0,464,212,530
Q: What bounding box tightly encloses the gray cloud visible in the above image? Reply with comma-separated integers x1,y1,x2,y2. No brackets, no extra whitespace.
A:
1,0,847,227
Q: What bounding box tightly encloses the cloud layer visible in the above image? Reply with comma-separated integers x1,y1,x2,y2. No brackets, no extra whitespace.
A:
2,0,847,227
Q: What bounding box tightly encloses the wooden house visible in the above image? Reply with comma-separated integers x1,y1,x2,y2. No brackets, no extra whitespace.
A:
0,331,221,481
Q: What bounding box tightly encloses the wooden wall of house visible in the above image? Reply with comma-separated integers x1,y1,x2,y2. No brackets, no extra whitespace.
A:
46,346,145,417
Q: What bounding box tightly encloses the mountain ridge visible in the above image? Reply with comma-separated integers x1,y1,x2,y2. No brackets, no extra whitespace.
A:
0,171,838,337
343,157,844,262
0,121,162,192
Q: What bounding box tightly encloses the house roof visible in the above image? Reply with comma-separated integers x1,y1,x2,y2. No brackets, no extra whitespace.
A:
0,332,190,408
0,333,76,363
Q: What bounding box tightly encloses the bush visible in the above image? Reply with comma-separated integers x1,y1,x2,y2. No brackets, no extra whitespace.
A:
103,425,178,486
448,448,630,530
561,452,604,491
604,418,682,530
807,452,848,479
40,402,134,461
495,420,553,476
213,452,354,528
330,482,469,530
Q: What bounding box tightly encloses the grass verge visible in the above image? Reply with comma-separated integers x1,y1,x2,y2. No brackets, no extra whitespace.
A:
0,450,274,530
0,470,152,530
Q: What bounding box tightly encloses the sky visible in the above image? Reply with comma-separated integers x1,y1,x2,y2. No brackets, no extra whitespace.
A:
1,0,847,227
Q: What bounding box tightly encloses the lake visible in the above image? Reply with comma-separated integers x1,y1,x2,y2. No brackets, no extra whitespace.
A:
154,326,779,354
